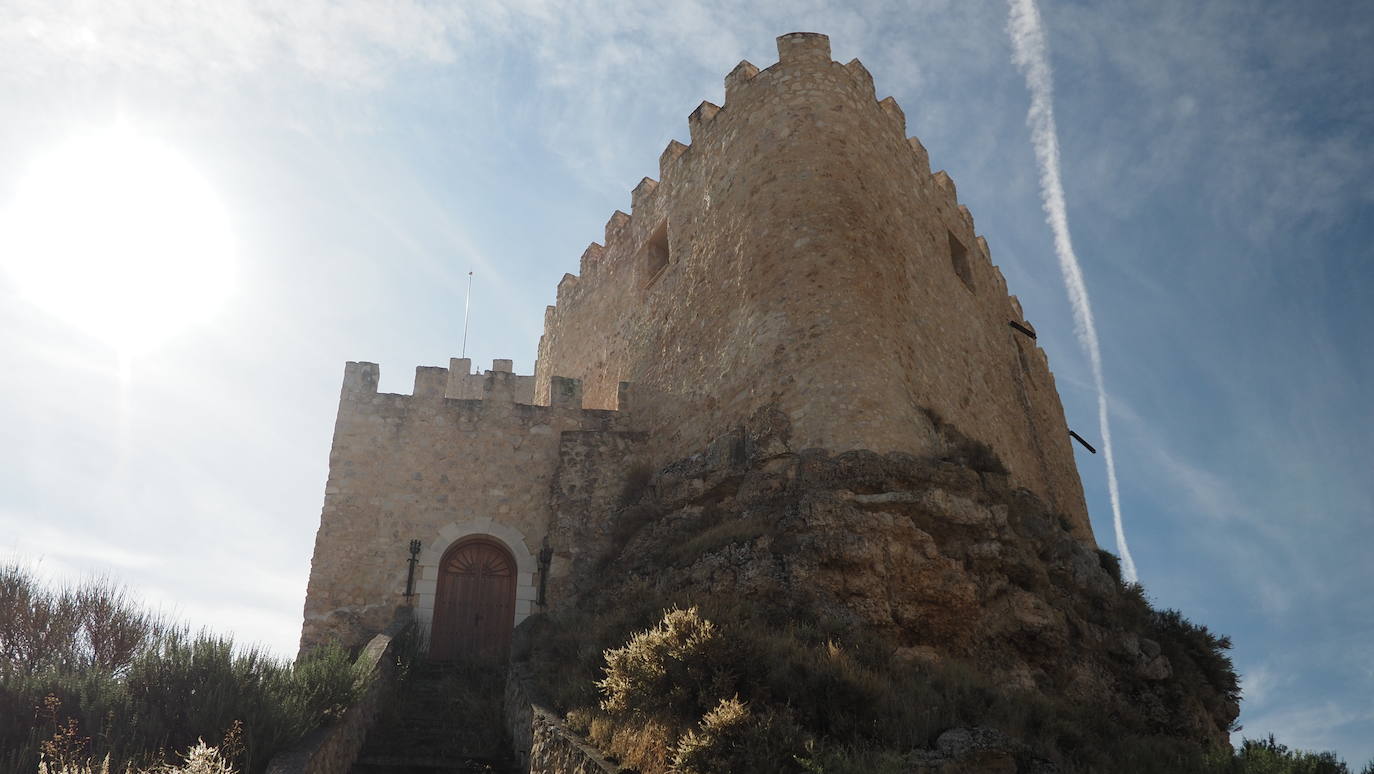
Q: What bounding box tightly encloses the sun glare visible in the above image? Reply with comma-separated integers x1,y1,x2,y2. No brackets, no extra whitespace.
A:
0,126,236,356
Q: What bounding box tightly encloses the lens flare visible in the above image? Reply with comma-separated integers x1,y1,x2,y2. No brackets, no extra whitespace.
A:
0,125,236,356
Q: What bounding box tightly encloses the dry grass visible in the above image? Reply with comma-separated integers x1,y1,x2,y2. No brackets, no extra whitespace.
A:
39,741,237,774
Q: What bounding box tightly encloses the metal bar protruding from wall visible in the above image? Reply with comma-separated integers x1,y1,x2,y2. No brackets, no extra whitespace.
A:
1009,320,1038,340
537,544,553,607
404,539,421,599
1068,430,1097,454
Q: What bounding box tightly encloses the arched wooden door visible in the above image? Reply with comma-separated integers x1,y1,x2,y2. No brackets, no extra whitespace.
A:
430,537,517,663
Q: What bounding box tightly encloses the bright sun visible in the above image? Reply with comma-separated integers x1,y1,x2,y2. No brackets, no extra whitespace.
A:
0,126,235,356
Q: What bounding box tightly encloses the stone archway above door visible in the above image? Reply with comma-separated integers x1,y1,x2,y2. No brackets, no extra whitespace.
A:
415,518,538,651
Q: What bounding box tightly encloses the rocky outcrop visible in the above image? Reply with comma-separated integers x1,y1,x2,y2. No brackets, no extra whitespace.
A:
546,406,1239,762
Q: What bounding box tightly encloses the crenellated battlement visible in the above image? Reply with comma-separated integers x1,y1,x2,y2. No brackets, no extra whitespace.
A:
603,210,631,249
531,31,1094,541
338,359,623,416
776,30,832,64
535,34,945,332
538,32,967,334
724,60,760,102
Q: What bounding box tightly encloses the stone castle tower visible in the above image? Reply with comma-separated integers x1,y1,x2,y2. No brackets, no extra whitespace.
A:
299,33,1094,658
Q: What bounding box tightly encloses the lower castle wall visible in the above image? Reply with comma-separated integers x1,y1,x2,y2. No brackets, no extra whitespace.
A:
299,362,623,654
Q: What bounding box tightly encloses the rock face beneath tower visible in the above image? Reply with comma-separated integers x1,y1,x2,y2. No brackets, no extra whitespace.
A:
522,410,1239,772
534,31,1093,543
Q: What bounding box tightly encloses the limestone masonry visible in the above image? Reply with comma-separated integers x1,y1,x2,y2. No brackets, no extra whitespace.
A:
300,32,1096,655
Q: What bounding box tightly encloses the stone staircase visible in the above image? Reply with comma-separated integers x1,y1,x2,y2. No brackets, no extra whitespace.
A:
351,660,517,774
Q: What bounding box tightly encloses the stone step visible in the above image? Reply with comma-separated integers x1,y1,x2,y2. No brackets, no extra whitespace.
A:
352,759,511,774
352,660,511,774
354,754,512,770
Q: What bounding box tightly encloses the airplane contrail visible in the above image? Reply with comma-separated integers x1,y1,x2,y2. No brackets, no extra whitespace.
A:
1006,0,1138,582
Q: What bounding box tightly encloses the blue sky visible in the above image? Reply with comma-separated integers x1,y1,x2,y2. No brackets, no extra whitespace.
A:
1,0,1370,764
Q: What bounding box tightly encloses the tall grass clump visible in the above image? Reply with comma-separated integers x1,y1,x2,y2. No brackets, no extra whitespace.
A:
0,561,366,774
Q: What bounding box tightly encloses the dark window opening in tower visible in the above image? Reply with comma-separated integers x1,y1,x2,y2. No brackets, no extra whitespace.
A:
643,220,670,287
948,230,974,291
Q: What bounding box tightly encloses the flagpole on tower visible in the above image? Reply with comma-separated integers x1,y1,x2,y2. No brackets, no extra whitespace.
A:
461,271,474,360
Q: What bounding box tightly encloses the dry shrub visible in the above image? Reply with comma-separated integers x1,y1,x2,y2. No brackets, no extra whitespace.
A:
672,696,806,774
599,718,674,773
39,741,237,774
598,606,726,719
591,607,816,773
37,756,109,774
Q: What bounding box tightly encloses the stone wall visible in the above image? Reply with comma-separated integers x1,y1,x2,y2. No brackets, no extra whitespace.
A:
267,620,407,774
299,361,628,653
546,429,649,604
506,662,625,774
533,32,1093,542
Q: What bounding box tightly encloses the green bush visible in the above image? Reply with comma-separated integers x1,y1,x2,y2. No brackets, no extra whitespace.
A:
1150,608,1241,727
1202,734,1360,774
0,562,367,774
1097,549,1123,584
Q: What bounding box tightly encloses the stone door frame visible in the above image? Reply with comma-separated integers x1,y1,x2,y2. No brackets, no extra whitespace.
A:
415,519,537,649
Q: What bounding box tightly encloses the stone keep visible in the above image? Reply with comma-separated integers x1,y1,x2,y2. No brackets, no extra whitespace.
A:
299,33,1095,655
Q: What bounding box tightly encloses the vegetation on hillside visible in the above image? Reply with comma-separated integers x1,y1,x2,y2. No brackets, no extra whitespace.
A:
0,562,365,774
522,425,1265,772
520,417,1366,773
537,603,1370,774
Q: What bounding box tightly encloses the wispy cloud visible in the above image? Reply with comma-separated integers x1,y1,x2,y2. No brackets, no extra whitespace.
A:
1239,662,1282,710
0,0,468,89
1006,0,1136,581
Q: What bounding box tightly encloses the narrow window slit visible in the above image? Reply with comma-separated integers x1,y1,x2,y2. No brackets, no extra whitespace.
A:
642,220,670,287
948,230,974,291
